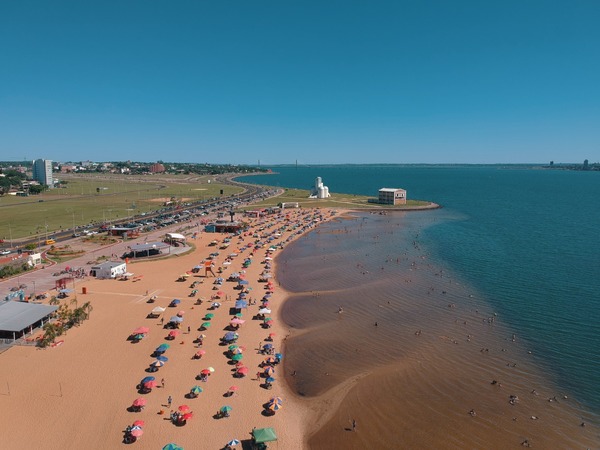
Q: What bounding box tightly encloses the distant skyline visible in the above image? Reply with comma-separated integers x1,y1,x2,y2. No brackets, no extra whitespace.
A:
1,1,599,165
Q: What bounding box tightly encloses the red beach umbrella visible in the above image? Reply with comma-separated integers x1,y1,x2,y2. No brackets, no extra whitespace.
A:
133,327,149,334
144,380,158,389
237,367,249,375
217,291,224,296
168,330,180,337
201,369,211,375
132,398,146,407
195,350,206,357
182,412,193,420
132,420,145,427
177,310,185,316
178,405,190,413
228,385,239,392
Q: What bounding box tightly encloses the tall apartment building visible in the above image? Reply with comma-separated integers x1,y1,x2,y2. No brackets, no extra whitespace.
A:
32,159,53,187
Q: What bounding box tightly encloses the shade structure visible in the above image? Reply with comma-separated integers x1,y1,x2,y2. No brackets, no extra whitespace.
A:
234,300,247,309
171,299,181,305
178,405,190,413
231,354,243,361
230,318,245,325
224,332,237,341
264,356,276,364
151,306,166,313
195,350,206,357
263,317,273,323
177,310,185,316
144,380,158,389
258,308,271,314
263,343,273,349
130,428,144,437
268,402,282,411
264,366,275,375
238,280,249,285
132,420,145,427
228,385,239,392
132,398,146,407
156,355,169,362
211,302,221,308
228,344,238,350
252,427,277,444
236,366,249,375
169,316,183,323
220,405,232,413
190,386,203,394
200,322,211,329
200,369,211,375
151,360,165,367
207,367,215,372
234,312,243,318
162,444,184,450
134,334,145,341
268,396,283,405
216,291,224,296
204,313,214,319
226,439,241,447
140,376,155,384
133,327,150,334
182,412,193,421
168,330,180,337
265,377,276,383
156,344,170,351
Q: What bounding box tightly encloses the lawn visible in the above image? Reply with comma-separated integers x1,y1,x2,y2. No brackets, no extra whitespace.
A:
0,173,243,240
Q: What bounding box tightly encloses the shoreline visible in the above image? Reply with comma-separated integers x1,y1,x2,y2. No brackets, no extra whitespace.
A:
275,209,600,449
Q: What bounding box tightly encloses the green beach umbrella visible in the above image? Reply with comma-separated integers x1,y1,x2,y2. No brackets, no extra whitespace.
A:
162,444,184,450
228,344,239,351
201,322,211,328
220,405,232,413
204,313,214,319
235,313,243,318
264,317,273,322
231,354,243,361
190,385,203,395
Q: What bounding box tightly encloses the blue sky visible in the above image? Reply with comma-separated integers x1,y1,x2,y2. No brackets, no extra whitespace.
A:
1,1,599,165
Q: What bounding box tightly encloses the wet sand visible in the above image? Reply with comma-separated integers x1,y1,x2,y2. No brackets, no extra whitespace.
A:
277,211,600,449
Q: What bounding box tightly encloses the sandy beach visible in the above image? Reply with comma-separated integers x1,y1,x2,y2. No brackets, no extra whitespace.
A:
0,208,334,450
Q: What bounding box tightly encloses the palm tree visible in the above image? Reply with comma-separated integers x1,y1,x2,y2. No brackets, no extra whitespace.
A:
81,301,93,320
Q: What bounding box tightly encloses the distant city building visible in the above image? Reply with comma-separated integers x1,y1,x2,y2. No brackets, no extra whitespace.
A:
378,188,407,205
149,163,166,173
309,177,331,199
32,159,53,188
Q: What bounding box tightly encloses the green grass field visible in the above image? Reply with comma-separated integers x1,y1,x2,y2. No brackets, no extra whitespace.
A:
246,188,432,210
0,173,243,240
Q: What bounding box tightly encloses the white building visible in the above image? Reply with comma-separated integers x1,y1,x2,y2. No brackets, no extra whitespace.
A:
378,188,407,205
309,177,331,199
32,159,53,188
90,261,127,279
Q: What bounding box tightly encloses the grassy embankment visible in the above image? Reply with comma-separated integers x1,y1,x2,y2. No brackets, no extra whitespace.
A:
0,173,242,240
245,188,432,210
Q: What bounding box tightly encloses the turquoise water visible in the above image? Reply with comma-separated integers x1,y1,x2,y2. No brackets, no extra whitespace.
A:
239,165,600,415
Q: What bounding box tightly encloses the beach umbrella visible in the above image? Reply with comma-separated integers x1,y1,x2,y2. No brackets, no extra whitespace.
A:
231,348,243,355
230,318,244,325
268,402,282,411
151,360,165,367
224,332,236,341
177,310,185,316
132,420,145,427
264,366,275,376
275,353,283,360
235,312,243,318
178,404,190,413
228,344,238,350
268,396,283,405
264,356,276,364
207,367,215,373
238,280,249,285
217,291,224,296
134,334,146,341
144,380,158,389
156,344,170,351
195,350,206,357
235,300,247,309
151,306,166,313
201,322,211,328
162,444,183,450
171,299,181,305
201,369,211,375
204,313,214,319
237,367,249,375
132,398,146,407
228,386,239,392
156,355,169,362
211,302,221,308
263,317,273,323
220,406,232,413
169,316,183,323
130,428,144,437
266,377,276,383
263,343,273,350
168,330,180,337
133,327,150,334
182,412,193,421
268,333,276,338
190,386,203,395
141,376,155,384
258,308,271,314
231,354,243,361
226,439,240,447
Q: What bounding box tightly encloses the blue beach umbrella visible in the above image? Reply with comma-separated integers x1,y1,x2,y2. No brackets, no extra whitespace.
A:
141,376,155,384
156,355,169,362
266,377,275,383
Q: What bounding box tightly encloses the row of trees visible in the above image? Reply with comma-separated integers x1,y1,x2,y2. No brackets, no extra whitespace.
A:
39,298,93,348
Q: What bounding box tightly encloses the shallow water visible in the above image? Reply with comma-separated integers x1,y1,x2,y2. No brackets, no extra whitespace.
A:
276,211,600,448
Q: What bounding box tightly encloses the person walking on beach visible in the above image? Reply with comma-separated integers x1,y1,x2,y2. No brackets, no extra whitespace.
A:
352,419,357,432
167,395,172,407
161,378,165,388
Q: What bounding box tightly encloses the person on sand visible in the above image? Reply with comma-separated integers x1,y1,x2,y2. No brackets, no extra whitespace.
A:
167,395,172,407
161,378,165,388
352,419,357,432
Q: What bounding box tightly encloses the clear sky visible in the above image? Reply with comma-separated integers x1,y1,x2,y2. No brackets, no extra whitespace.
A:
1,1,599,165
